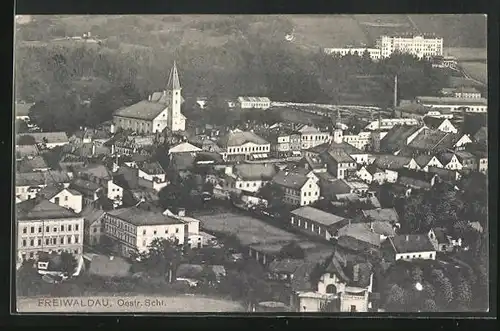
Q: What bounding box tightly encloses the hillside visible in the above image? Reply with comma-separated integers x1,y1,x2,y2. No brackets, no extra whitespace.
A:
16,14,487,51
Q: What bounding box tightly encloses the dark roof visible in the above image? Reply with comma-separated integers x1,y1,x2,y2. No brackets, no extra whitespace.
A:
217,131,268,147
38,185,81,199
324,150,355,164
407,129,448,151
113,100,166,121
106,207,183,226
431,228,449,244
365,164,384,175
291,206,346,226
114,166,139,190
319,178,352,197
337,224,381,247
167,61,181,90
423,117,448,130
272,171,310,190
389,234,435,254
17,199,79,220
170,152,195,171
337,235,380,255
17,156,49,172
16,171,70,187
300,155,326,170
74,164,112,180
290,261,317,292
268,259,304,274
233,163,277,181
81,206,106,226
454,151,476,162
416,96,487,106
473,127,487,144
380,125,423,153
138,161,165,175
70,179,101,195
373,155,412,170
414,154,434,167
397,168,437,183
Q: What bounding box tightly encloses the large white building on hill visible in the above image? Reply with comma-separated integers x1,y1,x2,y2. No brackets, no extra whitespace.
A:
324,47,381,61
376,35,443,59
113,62,186,133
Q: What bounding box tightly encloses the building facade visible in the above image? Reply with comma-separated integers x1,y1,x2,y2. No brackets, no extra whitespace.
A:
324,47,381,61
376,35,443,59
237,97,271,109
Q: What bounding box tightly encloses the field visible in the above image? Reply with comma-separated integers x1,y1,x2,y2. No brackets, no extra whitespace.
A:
17,295,244,313
444,47,487,61
196,212,299,246
460,62,488,84
195,211,334,263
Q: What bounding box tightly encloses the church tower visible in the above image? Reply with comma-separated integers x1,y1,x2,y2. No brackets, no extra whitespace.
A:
166,61,185,132
331,108,343,144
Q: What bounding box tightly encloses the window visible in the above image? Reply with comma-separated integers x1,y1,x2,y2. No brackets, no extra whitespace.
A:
30,239,34,246
60,237,64,244
143,240,146,246
22,227,27,234
75,236,79,244
176,228,179,233
153,230,157,235
350,305,357,312
65,196,68,201
53,227,57,233
38,239,41,246
38,226,42,233
29,252,34,258
67,236,71,243
30,226,34,233
22,239,26,247
61,225,65,231
143,229,146,235
165,229,168,234
46,239,49,245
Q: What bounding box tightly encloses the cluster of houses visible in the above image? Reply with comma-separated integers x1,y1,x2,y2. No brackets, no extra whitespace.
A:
15,60,487,313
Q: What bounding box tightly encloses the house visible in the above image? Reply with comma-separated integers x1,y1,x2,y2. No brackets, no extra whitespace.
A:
304,251,374,312
415,96,487,113
321,150,357,179
423,108,454,119
358,208,399,242
70,128,111,146
168,142,202,156
298,125,331,150
136,161,169,192
342,131,372,151
17,155,50,173
103,207,200,257
452,87,482,99
385,234,436,261
298,155,328,174
414,154,444,171
17,132,70,149
469,149,488,174
428,228,462,253
73,164,124,206
16,199,84,261
82,205,106,246
365,118,419,131
372,155,419,183
15,171,71,202
397,168,438,190
259,127,298,158
163,210,204,249
113,62,186,133
217,130,270,161
317,176,352,200
37,185,83,213
378,125,425,154
453,151,478,172
336,224,382,251
70,179,102,206
438,152,464,171
237,96,271,109
58,154,86,172
290,206,350,241
356,164,386,184
427,166,461,182
15,102,34,121
423,117,457,133
304,138,371,165
272,171,320,206
225,163,277,193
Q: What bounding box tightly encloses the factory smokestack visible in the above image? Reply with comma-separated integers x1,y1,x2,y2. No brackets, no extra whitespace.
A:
393,75,398,109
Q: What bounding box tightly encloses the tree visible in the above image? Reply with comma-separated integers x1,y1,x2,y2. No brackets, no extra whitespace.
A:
454,274,472,310
422,298,438,312
144,238,183,282
384,284,409,311
60,251,78,276
431,269,454,308
278,241,305,260
257,182,284,208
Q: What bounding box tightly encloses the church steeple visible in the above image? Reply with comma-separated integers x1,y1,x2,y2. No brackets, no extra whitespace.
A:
167,61,181,91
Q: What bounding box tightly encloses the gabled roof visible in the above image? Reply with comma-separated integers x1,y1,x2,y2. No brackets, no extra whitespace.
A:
407,129,448,151
38,185,82,200
17,199,79,220
17,155,49,172
297,125,321,134
324,150,355,164
81,206,106,226
414,154,435,167
431,228,449,244
268,259,304,274
319,178,352,197
170,152,195,171
427,166,459,182
106,207,183,226
337,224,381,248
291,206,346,226
380,125,423,152
217,131,268,147
454,150,476,162
373,154,412,170
473,126,487,144
168,142,202,154
113,100,167,121
74,164,112,180
364,164,384,175
16,171,70,187
389,234,435,254
233,163,277,181
423,117,449,130
138,161,165,175
438,152,456,165
272,171,310,190
70,179,101,195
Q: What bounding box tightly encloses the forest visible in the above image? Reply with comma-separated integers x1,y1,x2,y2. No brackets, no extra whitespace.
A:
16,24,451,134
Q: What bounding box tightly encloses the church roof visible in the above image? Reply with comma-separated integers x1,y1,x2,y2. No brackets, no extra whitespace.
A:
167,61,181,90
113,100,167,121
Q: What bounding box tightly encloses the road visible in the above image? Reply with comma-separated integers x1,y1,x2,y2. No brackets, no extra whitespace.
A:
457,65,486,86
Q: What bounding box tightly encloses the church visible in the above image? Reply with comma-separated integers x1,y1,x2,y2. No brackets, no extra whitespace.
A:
112,62,186,134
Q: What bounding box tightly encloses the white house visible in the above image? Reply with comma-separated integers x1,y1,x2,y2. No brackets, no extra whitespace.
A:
376,35,443,59
217,130,270,161
290,206,350,241
439,153,464,171
37,185,83,213
16,171,71,202
342,131,372,151
356,164,386,184
416,96,487,113
168,142,202,155
386,234,436,261
365,118,419,131
414,155,444,172
428,228,462,253
237,97,271,109
324,47,381,61
137,161,169,192
298,125,331,150
272,171,320,207
225,163,277,193
103,207,196,258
